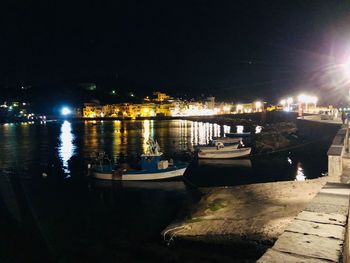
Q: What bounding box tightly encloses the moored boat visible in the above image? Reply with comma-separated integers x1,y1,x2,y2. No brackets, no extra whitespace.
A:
90,140,188,181
197,147,251,159
196,141,239,153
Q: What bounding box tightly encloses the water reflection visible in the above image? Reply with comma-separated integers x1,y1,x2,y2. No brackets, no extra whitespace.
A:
255,126,262,134
142,120,152,152
58,121,76,176
236,125,244,133
112,121,122,160
223,125,231,135
78,120,260,159
295,162,306,181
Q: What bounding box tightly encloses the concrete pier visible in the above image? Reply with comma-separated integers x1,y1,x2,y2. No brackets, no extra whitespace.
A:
162,114,350,262
258,182,350,262
258,116,350,262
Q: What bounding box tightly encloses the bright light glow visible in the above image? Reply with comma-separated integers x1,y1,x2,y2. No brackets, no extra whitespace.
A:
61,107,72,116
255,101,262,109
298,94,318,104
310,96,318,104
236,104,243,111
170,106,216,116
298,94,307,103
287,97,293,104
255,126,262,134
295,163,306,181
280,99,286,106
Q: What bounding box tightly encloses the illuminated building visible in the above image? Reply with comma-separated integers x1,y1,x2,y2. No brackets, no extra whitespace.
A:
206,97,215,109
153,91,170,102
234,102,264,113
156,103,172,116
81,92,266,118
83,103,102,118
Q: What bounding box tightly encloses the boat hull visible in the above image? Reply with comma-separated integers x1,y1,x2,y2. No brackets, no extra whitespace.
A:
196,144,239,152
198,147,251,159
92,166,188,181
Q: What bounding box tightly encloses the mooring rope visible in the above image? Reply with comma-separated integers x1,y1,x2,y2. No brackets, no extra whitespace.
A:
162,225,190,245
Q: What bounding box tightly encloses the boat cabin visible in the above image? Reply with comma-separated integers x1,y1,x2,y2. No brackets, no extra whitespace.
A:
140,154,169,171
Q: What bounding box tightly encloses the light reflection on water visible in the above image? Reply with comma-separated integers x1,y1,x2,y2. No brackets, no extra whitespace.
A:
79,120,235,159
142,119,152,152
295,162,306,181
223,125,231,135
255,126,262,134
236,125,244,133
0,119,328,183
58,121,76,176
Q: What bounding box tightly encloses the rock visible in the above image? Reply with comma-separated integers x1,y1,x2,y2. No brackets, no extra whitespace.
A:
254,122,297,152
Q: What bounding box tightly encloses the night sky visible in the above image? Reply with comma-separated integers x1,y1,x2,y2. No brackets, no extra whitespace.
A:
1,0,350,104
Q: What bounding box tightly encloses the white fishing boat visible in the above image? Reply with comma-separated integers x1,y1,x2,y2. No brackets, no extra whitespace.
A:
196,138,241,152
197,147,251,159
196,141,239,153
90,139,188,181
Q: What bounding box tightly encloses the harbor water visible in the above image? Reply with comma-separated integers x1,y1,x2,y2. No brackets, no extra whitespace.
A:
0,120,331,262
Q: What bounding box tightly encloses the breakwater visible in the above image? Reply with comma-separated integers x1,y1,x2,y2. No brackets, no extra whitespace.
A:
162,115,347,262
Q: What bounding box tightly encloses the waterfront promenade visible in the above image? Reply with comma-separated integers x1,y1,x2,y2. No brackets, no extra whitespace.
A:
162,114,350,262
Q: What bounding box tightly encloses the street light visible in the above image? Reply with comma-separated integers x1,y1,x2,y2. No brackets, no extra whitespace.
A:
297,94,318,113
61,107,72,116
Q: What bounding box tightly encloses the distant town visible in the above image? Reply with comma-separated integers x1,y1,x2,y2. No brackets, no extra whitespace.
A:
0,87,339,123
80,91,265,119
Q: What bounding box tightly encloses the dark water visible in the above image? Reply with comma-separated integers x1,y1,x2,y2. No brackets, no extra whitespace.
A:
0,120,331,262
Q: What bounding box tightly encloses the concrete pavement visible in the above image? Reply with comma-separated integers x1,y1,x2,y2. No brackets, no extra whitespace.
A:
258,182,350,262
